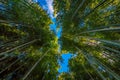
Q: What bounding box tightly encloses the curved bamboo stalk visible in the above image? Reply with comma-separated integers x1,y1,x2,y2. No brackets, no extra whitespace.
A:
22,49,50,80
84,42,120,61
21,0,41,19
0,58,20,74
0,39,37,55
78,36,120,48
14,58,30,72
81,64,94,80
104,10,120,19
41,68,48,80
98,39,120,48
101,51,120,62
71,0,86,20
99,0,114,10
0,41,17,49
80,27,120,34
100,46,120,55
92,54,120,80
0,8,9,13
70,0,79,13
81,49,120,80
19,1,41,27
75,46,106,80
0,19,33,28
4,58,30,80
76,45,120,80
22,0,36,10
83,0,108,19
0,52,27,74
0,54,8,61
0,39,22,48
81,0,113,21
0,37,19,45
1,0,39,27
0,44,28,63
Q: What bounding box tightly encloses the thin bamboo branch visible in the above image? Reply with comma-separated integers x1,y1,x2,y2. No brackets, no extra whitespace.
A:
81,64,94,80
0,19,33,28
80,27,120,34
75,46,106,80
71,0,86,20
22,49,50,80
84,0,108,19
78,36,120,48
93,54,120,80
0,39,37,55
0,39,22,48
0,58,20,74
3,58,30,80
0,55,8,61
101,46,120,55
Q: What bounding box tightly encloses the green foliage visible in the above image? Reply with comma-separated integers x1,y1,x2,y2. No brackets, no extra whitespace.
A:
0,0,120,79
54,0,120,79
0,0,59,80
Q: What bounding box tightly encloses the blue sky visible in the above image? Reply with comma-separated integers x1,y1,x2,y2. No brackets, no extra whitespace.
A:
38,0,72,73
38,0,54,18
58,53,73,73
38,0,62,38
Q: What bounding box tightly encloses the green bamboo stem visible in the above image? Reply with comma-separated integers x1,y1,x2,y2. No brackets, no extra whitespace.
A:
6,58,31,77
78,36,120,48
0,39,37,55
0,58,20,74
0,20,32,28
81,64,95,80
83,0,108,19
101,46,120,55
93,55,120,80
80,27,120,34
71,0,86,20
0,55,8,61
22,49,50,80
75,46,106,80
0,38,23,48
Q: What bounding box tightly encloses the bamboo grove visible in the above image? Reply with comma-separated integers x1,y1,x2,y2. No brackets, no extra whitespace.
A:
0,0,120,80
54,0,120,80
0,0,60,80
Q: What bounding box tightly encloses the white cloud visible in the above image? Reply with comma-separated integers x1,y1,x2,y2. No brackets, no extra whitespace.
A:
45,0,54,18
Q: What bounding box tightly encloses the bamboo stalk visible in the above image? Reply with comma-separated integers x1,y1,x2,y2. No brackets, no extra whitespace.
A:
0,58,20,74
80,27,120,34
22,49,50,80
84,0,108,18
78,36,120,48
93,54,120,80
0,20,32,28
0,39,37,55
81,64,94,80
71,0,86,20
75,47,106,80
101,46,120,55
